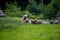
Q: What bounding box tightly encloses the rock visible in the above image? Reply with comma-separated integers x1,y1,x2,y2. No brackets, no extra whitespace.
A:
0,10,6,17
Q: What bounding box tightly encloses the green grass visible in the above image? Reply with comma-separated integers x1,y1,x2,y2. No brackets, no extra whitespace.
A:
0,17,60,40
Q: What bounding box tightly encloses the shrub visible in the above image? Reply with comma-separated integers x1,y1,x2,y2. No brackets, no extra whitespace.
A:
5,2,21,17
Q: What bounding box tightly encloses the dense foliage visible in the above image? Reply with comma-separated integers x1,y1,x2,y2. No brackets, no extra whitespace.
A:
0,0,60,19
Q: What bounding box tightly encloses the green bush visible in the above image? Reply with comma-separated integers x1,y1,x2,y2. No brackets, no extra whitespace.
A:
36,13,44,20
3,0,60,20
5,2,21,17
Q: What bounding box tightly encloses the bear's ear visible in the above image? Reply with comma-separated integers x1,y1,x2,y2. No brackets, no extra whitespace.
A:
24,15,28,17
23,15,28,18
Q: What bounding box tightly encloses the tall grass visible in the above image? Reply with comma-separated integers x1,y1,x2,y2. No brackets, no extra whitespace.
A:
0,17,60,40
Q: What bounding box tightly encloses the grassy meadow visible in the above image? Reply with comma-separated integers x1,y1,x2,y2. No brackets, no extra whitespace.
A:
0,17,60,40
